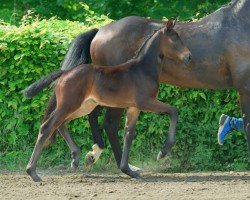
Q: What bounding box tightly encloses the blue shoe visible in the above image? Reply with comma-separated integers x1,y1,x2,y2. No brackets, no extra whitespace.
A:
218,114,231,145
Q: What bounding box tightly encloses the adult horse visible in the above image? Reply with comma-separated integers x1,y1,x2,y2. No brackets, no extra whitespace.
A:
24,0,250,170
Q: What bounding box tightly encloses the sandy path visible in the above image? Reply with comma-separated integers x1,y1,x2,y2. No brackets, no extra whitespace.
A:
0,171,249,200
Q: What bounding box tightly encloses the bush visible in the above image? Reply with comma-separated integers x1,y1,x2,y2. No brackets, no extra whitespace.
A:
0,16,112,169
0,16,248,171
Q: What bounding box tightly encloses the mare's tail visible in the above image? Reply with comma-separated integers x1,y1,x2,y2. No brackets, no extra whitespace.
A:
39,28,98,146
61,28,98,70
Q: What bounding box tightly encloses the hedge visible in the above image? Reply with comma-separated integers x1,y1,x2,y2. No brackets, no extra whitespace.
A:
0,17,248,171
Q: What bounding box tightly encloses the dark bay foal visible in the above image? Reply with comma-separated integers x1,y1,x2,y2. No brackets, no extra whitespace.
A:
26,20,191,181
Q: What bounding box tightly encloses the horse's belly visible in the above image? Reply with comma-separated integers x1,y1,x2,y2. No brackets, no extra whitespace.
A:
67,99,97,120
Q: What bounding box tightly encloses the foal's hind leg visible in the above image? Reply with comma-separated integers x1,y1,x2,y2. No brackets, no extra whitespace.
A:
120,107,140,179
58,125,81,169
138,99,178,160
26,110,68,182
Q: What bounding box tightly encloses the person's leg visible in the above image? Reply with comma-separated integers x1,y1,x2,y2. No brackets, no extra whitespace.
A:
218,114,244,145
230,117,244,130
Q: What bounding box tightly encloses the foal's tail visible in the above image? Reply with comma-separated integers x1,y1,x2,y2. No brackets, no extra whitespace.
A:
40,28,98,146
23,28,99,98
22,69,64,98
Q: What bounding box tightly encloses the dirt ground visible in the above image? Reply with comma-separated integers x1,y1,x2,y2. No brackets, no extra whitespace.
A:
0,170,249,200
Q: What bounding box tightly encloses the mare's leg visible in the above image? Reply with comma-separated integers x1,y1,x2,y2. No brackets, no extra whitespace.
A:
26,109,69,182
103,108,140,171
58,125,81,169
120,107,140,178
87,107,140,171
85,106,105,165
239,92,250,161
138,99,178,160
88,106,105,148
103,108,124,168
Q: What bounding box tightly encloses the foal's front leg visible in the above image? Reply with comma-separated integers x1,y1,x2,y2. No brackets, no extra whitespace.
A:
139,99,178,160
120,107,140,178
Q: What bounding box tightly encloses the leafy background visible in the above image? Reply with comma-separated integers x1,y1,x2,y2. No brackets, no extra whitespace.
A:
0,0,248,172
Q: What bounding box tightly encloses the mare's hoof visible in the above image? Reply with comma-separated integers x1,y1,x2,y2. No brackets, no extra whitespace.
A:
121,167,141,179
71,160,79,169
131,172,141,179
157,151,167,160
85,144,103,166
85,152,95,166
128,164,141,172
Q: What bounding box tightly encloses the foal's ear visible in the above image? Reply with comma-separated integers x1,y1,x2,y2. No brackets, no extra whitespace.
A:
166,19,177,31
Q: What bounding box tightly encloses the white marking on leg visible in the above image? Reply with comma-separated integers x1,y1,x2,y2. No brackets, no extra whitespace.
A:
90,144,103,163
128,164,141,172
86,144,103,164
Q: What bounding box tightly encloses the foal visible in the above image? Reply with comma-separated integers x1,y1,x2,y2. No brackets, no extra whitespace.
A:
26,20,191,181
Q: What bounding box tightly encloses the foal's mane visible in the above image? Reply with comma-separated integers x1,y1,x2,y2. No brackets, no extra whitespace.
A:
132,26,164,60
98,27,164,74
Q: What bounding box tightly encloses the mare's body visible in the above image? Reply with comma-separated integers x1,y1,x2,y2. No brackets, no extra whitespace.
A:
88,0,250,166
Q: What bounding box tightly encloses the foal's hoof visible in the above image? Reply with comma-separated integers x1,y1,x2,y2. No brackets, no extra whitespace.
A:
32,175,42,182
26,168,42,182
71,149,81,169
85,152,95,166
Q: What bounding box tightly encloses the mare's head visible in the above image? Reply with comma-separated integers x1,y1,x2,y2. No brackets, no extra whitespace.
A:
159,19,191,66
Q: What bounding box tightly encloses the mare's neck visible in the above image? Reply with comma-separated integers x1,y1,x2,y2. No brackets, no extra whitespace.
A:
230,0,250,17
160,5,230,89
159,0,249,89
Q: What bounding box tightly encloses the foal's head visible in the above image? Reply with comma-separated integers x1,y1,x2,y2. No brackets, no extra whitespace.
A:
159,19,192,66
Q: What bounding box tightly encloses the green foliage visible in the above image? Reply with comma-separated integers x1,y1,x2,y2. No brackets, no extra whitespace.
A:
0,1,248,172
0,16,248,172
0,16,112,169
1,0,231,25
86,0,230,20
130,86,248,172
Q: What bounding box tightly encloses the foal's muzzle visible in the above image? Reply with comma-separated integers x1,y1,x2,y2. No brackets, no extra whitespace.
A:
182,52,192,66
